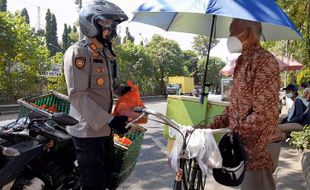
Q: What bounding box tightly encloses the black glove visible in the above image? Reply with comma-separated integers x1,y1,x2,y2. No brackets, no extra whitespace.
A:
114,85,131,96
120,85,131,96
108,116,129,135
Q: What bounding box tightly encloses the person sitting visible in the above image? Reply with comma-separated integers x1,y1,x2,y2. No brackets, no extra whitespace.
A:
279,84,308,124
279,86,310,137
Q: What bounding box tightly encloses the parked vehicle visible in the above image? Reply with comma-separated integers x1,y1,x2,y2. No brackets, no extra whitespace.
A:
166,83,181,95
1,90,146,190
0,110,79,190
192,86,200,97
168,77,194,95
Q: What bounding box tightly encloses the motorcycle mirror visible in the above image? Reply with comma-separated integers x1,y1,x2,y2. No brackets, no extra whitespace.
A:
28,109,48,120
52,112,78,126
1,146,20,157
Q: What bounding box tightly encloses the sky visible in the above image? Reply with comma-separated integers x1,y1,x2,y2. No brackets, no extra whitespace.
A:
7,0,238,62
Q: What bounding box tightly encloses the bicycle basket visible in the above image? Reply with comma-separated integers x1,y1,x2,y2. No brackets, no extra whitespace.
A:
107,124,146,189
17,91,146,189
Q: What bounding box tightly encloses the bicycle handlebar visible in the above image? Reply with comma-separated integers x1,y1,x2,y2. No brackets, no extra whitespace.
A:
131,107,232,134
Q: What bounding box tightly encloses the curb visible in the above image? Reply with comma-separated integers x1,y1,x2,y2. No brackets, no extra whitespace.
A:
301,150,310,189
0,95,168,115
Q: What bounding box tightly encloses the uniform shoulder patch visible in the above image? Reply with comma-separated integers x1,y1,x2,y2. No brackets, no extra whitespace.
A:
75,57,86,69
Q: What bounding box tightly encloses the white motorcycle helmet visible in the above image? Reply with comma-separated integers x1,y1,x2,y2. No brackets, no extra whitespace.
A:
79,0,128,40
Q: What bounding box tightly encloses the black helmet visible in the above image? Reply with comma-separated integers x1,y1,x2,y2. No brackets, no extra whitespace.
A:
79,0,128,38
212,133,247,187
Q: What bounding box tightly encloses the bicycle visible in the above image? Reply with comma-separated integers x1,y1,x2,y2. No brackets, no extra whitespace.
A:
126,107,231,190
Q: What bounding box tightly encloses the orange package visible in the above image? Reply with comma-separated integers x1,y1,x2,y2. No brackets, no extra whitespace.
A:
114,134,132,147
113,80,147,124
47,105,58,113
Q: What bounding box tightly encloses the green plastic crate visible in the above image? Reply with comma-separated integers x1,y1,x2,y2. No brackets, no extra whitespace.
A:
17,91,146,189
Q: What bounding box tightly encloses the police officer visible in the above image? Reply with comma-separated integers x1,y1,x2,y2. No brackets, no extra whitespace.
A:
63,1,130,189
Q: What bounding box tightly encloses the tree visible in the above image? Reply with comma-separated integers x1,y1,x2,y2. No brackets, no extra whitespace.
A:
182,50,199,84
197,57,226,94
123,27,135,43
114,41,154,95
146,35,185,93
192,35,219,57
20,8,30,24
45,9,61,56
264,0,309,68
0,0,6,12
62,24,70,50
47,52,67,94
0,12,50,101
297,67,310,86
73,26,77,33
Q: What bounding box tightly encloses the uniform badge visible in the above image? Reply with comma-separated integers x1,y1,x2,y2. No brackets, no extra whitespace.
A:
75,57,86,69
97,66,104,73
97,77,105,87
92,52,100,58
90,43,97,51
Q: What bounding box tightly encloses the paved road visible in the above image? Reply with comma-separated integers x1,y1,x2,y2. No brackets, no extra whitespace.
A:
118,101,239,190
0,100,306,189
119,101,306,190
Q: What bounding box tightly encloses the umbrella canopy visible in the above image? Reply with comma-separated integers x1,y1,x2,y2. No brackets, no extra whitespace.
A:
276,55,304,71
132,0,302,105
220,56,304,76
132,0,302,40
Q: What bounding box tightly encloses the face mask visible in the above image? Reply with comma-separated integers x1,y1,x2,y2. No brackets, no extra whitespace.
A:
227,36,243,53
286,93,293,98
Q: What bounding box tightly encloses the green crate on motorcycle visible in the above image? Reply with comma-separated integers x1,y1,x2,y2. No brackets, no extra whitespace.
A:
17,90,146,189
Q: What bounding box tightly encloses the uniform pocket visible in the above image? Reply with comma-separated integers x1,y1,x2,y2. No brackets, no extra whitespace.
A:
90,62,110,89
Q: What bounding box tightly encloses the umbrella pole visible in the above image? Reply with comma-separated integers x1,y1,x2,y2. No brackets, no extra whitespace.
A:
200,15,216,104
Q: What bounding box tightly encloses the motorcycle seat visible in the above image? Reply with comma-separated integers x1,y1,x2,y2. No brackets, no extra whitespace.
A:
53,129,72,142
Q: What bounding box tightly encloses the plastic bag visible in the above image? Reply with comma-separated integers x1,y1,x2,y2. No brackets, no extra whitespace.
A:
113,80,147,124
168,124,222,176
168,123,188,170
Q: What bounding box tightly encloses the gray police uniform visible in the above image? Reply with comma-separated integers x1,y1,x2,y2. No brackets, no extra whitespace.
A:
63,37,117,138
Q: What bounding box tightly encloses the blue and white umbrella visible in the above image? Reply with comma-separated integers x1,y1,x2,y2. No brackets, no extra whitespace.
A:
132,0,302,104
132,0,301,40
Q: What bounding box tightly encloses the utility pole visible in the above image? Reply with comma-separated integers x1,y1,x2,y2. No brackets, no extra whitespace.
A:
37,6,41,30
284,40,290,86
139,33,147,46
75,0,83,40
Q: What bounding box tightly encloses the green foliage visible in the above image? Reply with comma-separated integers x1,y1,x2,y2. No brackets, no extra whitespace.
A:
20,8,30,24
62,24,70,51
290,125,310,150
0,12,50,102
47,52,67,94
182,50,199,84
68,29,79,44
73,26,77,33
197,56,226,94
262,40,287,56
45,9,61,56
297,67,310,86
0,0,6,12
114,41,154,95
192,35,219,57
146,35,185,93
265,0,310,67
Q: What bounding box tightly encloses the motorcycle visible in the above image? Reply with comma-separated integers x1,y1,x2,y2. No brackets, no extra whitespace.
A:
0,109,79,190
